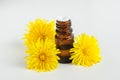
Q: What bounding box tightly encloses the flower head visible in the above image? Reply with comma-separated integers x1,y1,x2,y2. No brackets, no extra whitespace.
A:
70,33,102,67
25,38,60,72
24,18,56,46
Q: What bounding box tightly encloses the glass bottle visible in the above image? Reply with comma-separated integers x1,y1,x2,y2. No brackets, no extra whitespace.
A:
55,17,74,63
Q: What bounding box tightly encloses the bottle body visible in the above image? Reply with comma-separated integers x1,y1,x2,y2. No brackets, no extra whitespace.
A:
55,19,74,63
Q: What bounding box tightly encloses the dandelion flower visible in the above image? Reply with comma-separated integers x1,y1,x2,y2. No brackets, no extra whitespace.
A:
24,18,56,46
70,33,102,67
25,38,60,72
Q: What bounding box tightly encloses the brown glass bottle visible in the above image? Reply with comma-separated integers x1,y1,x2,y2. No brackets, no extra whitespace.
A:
55,18,74,63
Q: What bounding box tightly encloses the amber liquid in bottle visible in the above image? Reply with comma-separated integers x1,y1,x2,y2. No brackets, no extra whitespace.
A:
55,17,74,63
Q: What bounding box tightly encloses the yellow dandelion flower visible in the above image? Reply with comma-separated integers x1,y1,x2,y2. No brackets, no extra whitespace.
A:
70,33,102,67
25,38,60,72
24,18,56,46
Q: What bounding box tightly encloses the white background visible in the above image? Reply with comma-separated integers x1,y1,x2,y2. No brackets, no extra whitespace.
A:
0,0,120,80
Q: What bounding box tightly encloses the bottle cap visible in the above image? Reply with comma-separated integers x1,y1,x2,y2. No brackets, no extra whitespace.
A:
56,17,70,22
